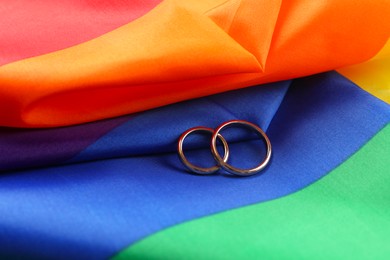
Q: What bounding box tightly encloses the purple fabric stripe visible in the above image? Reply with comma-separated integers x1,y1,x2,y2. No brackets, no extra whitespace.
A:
0,116,131,171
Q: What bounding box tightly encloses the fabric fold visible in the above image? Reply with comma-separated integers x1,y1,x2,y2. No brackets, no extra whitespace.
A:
0,80,290,172
0,0,389,127
338,40,390,104
116,124,390,260
0,72,388,259
206,0,282,68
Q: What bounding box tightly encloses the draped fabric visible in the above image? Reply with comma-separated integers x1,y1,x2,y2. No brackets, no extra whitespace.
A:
0,0,389,127
0,1,389,259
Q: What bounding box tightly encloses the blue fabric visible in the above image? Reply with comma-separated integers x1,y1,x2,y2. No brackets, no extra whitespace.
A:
0,116,129,171
0,72,388,259
69,80,290,163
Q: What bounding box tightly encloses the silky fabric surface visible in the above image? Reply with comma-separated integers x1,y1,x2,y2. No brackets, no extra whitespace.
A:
0,116,130,171
338,40,390,104
0,72,389,259
0,0,389,127
0,80,289,172
0,0,161,65
0,1,389,259
118,125,390,260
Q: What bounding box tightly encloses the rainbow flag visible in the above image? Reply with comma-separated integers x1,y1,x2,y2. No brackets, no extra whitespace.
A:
0,1,389,259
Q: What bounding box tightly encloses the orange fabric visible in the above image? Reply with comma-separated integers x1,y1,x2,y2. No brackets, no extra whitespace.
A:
0,0,389,127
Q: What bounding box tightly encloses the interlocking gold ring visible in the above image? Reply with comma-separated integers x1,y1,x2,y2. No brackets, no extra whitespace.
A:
210,120,272,176
177,127,229,174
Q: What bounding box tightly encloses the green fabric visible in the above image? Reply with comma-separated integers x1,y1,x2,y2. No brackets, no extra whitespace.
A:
114,124,390,260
